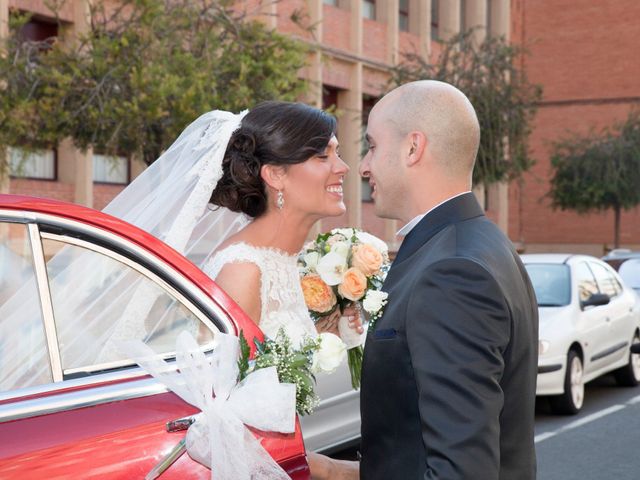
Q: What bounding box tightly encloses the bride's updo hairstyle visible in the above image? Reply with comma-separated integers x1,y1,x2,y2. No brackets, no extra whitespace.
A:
210,101,337,218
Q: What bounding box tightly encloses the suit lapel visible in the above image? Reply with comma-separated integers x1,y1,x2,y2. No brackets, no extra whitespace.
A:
392,192,484,267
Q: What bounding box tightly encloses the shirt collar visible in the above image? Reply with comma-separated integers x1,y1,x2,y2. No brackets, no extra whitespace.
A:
396,191,473,237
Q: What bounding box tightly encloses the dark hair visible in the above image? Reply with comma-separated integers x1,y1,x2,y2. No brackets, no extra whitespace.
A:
209,101,337,217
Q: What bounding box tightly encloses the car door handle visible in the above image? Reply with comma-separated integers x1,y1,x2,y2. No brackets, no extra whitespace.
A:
605,317,611,322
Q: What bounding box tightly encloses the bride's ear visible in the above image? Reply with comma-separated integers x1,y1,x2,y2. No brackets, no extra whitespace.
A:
261,164,286,191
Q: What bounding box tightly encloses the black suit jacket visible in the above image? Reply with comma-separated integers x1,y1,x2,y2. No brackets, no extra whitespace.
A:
360,193,538,480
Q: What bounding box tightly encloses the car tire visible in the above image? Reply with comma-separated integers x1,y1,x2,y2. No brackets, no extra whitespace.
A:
613,334,640,387
550,350,584,415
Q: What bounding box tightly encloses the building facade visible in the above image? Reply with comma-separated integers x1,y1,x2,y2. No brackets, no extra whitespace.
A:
509,0,640,255
7,1,636,256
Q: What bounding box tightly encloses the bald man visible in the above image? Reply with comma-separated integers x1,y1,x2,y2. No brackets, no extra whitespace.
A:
355,81,539,479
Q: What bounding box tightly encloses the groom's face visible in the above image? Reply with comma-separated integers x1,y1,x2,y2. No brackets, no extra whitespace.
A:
360,105,405,221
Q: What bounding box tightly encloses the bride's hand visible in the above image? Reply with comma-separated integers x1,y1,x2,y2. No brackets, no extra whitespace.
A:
315,309,341,336
342,303,364,334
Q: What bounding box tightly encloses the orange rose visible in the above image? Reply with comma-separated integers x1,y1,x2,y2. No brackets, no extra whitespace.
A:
301,274,337,313
352,244,383,276
338,267,368,301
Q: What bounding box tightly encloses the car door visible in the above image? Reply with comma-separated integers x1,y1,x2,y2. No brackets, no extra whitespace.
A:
0,213,308,479
574,261,611,377
589,261,635,364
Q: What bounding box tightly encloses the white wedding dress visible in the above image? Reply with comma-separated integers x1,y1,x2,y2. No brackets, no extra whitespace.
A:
205,242,318,347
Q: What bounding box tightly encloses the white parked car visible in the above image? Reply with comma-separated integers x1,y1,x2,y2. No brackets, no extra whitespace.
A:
522,254,640,414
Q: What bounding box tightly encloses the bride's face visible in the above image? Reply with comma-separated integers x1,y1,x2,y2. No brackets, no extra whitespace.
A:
281,136,349,219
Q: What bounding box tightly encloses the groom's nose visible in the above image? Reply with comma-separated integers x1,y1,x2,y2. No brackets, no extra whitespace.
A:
359,156,370,178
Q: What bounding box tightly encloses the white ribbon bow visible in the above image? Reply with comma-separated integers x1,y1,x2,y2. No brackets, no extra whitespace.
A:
124,331,296,480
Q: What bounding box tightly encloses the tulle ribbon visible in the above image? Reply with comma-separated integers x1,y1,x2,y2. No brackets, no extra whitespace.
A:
123,331,296,480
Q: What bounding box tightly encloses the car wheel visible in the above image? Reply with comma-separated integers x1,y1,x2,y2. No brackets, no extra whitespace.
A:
550,350,584,415
613,334,640,387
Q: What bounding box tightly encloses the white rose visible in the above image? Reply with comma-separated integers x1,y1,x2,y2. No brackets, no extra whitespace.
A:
316,251,348,286
303,251,320,271
312,332,347,374
332,228,356,240
363,290,389,314
355,231,388,254
326,233,347,247
330,241,350,260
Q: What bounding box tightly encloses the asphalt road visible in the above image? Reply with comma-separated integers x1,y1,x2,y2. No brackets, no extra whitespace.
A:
331,374,640,479
535,374,640,480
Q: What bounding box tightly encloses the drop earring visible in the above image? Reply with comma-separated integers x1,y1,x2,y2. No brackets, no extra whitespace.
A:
277,190,284,210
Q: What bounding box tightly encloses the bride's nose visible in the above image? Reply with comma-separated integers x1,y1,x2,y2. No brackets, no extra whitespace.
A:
333,156,350,174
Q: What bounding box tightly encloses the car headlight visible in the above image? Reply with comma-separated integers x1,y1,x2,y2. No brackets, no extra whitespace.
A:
539,340,550,356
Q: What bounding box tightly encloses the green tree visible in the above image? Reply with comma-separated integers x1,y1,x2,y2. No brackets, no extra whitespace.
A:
548,110,640,248
0,0,308,171
390,30,542,186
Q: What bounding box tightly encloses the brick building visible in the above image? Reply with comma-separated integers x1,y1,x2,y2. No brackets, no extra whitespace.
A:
2,0,636,254
509,0,640,255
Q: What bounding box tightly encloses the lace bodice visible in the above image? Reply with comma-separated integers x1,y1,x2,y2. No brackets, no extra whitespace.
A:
205,242,317,347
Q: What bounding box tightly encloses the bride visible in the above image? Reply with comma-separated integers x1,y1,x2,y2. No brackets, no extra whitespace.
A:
104,101,362,479
206,101,362,341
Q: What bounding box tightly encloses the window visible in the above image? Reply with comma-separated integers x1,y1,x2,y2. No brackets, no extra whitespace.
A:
362,0,376,20
323,86,339,112
399,0,410,32
18,17,58,43
0,222,51,391
93,154,129,184
460,0,466,31
40,237,216,372
9,147,56,180
486,0,493,36
323,0,338,5
575,262,599,303
525,264,571,307
431,0,439,40
589,262,622,298
361,96,378,202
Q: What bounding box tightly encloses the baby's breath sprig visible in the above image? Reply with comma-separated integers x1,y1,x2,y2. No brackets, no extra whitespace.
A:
239,329,321,416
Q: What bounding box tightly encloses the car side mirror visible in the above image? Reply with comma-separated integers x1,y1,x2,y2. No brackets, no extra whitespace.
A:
581,293,610,309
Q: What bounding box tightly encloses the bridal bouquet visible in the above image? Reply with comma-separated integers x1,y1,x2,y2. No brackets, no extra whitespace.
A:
298,228,390,389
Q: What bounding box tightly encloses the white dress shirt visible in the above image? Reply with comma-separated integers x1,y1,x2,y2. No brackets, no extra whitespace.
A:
396,191,472,237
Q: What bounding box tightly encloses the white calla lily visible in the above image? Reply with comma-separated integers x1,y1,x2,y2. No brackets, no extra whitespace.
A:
316,251,348,286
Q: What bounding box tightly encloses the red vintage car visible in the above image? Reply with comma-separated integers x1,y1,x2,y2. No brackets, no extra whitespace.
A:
0,194,310,479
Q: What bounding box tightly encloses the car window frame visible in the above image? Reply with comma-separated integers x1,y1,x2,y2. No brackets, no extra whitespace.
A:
588,260,623,299
0,209,234,414
574,261,600,304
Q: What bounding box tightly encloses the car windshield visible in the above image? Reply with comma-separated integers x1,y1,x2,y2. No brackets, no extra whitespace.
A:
618,259,640,290
525,263,571,307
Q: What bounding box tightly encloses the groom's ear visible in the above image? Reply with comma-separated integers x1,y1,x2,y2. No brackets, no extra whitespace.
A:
260,164,286,190
406,132,427,167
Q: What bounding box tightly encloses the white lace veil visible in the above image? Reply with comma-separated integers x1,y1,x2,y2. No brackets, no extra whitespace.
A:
93,110,251,361
104,109,250,263
0,110,251,391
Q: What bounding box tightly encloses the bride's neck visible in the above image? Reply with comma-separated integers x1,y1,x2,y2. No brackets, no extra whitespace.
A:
243,210,317,255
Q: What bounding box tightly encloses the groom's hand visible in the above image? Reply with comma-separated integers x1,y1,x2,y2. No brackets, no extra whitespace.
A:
307,452,359,480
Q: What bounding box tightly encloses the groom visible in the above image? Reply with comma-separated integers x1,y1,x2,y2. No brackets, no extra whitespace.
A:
337,80,538,480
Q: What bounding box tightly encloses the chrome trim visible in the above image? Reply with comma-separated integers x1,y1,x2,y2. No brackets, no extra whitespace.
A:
0,365,153,403
0,209,37,223
0,377,169,423
29,224,63,383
